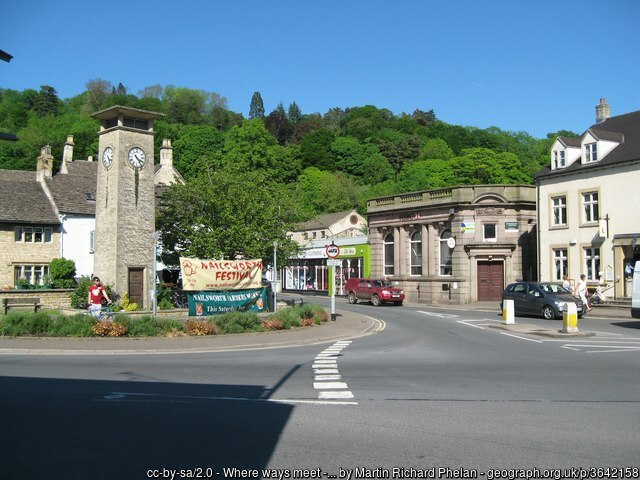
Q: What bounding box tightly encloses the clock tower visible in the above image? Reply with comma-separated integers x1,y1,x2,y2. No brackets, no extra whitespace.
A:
91,106,164,308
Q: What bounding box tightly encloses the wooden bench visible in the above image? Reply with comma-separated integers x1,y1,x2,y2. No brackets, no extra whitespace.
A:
2,298,42,314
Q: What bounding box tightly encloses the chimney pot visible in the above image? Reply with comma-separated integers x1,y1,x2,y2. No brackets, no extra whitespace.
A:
595,98,611,124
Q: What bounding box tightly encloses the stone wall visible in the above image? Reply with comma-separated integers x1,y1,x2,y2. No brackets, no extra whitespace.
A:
0,289,74,310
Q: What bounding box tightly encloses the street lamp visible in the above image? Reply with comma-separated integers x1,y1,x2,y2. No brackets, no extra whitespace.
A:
273,240,278,312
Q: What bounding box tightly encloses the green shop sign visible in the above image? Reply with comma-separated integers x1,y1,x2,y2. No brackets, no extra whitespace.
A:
187,288,268,316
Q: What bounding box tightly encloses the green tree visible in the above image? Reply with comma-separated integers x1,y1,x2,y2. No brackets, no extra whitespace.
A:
331,136,395,184
172,125,225,179
156,163,300,265
419,137,454,161
298,128,336,170
32,86,61,117
292,167,362,216
49,258,76,288
265,103,293,145
397,158,455,192
287,101,302,124
450,148,531,185
249,91,265,119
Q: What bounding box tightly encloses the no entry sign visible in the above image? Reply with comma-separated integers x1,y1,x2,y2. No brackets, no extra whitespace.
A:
325,243,340,258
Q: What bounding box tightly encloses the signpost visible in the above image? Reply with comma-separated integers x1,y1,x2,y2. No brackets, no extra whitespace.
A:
326,242,340,320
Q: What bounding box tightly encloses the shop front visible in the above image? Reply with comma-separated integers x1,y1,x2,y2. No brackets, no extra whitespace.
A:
283,237,370,296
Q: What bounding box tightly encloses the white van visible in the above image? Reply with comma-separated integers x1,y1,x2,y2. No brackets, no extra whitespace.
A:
632,261,640,318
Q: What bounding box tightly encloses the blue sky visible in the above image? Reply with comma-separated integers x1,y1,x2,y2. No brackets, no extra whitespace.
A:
2,0,639,138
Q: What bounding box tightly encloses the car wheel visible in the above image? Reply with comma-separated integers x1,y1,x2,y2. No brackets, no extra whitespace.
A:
372,294,381,307
348,292,358,304
542,305,556,320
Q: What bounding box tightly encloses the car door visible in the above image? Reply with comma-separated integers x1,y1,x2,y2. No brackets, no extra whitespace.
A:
525,284,543,315
509,283,527,314
357,280,372,301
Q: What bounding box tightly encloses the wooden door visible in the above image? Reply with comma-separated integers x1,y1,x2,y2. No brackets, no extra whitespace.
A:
128,268,144,307
477,261,504,301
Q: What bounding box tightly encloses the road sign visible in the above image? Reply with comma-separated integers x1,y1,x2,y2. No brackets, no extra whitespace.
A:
327,259,342,266
326,243,340,258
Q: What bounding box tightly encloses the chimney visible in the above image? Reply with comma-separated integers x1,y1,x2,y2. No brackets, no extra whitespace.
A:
36,145,54,182
60,135,74,174
595,98,610,124
160,138,173,166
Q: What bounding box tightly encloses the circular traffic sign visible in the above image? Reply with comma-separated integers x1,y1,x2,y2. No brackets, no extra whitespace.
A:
326,243,340,258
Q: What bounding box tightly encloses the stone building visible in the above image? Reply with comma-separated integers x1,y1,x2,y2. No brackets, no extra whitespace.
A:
367,185,537,304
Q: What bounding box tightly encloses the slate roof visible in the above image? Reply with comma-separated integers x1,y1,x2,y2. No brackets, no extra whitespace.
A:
45,161,97,215
535,109,640,180
0,170,60,224
296,210,360,231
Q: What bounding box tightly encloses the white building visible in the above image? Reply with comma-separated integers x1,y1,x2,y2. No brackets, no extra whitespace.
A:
535,99,640,299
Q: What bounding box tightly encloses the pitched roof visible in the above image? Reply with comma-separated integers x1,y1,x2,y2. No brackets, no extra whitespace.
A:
296,210,360,230
0,170,60,224
535,109,640,180
45,161,97,215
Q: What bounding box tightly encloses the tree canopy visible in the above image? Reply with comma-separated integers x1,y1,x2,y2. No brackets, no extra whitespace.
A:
0,81,565,262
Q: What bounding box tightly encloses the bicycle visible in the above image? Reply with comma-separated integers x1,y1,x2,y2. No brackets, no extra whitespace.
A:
88,304,114,322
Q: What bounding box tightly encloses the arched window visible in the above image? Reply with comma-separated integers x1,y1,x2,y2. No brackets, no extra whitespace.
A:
410,231,422,276
439,229,453,276
383,233,394,276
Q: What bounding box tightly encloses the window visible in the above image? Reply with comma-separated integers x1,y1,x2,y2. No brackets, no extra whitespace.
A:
439,230,453,276
553,150,566,169
383,233,394,276
552,196,567,226
584,247,600,281
483,224,497,242
410,231,422,276
582,192,599,223
552,248,568,281
14,225,53,243
585,143,598,163
14,264,50,286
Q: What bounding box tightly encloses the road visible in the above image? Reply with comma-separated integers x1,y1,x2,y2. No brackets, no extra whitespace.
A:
1,297,639,479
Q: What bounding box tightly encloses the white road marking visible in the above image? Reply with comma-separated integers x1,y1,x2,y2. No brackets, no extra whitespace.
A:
319,391,355,400
499,332,543,343
311,341,355,401
417,310,460,318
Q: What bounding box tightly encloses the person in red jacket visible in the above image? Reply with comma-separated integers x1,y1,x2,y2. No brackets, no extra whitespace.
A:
88,276,111,318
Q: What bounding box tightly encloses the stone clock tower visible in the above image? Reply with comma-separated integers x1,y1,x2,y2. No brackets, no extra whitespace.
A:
91,106,164,308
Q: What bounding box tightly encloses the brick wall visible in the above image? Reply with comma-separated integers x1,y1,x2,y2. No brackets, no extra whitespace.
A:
0,289,73,310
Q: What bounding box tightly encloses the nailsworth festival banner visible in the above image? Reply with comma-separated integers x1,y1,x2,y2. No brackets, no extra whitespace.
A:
188,289,269,316
180,257,266,316
180,257,263,291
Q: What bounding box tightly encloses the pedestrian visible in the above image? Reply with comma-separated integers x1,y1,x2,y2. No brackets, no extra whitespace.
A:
576,274,592,312
562,275,571,292
88,276,111,318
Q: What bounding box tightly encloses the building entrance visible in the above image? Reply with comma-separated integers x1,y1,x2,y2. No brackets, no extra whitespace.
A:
477,261,504,301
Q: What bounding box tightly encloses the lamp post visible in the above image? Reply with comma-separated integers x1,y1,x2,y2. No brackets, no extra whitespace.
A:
152,231,159,317
273,240,278,312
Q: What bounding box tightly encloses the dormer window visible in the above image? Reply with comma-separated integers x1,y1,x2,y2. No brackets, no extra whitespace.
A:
553,150,567,169
585,143,598,163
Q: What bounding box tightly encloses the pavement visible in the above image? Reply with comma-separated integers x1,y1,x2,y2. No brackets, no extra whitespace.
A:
0,299,633,355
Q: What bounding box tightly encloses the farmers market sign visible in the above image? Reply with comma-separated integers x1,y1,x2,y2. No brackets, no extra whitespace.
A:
188,288,269,316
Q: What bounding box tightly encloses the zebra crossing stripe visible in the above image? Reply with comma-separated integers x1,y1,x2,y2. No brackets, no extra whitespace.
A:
312,341,354,401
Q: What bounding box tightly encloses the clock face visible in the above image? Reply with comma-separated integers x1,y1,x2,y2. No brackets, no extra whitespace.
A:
128,147,146,169
102,147,113,169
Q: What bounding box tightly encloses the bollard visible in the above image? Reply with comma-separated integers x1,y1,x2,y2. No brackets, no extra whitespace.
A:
502,299,515,324
562,302,579,333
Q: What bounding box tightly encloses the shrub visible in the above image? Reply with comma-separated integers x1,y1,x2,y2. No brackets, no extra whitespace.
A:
262,319,284,330
213,311,263,334
92,321,127,337
115,316,185,337
186,320,218,336
0,310,52,336
120,293,139,312
49,258,77,289
48,314,95,337
157,284,174,310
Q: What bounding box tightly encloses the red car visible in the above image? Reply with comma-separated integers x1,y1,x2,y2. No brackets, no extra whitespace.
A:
345,278,405,306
